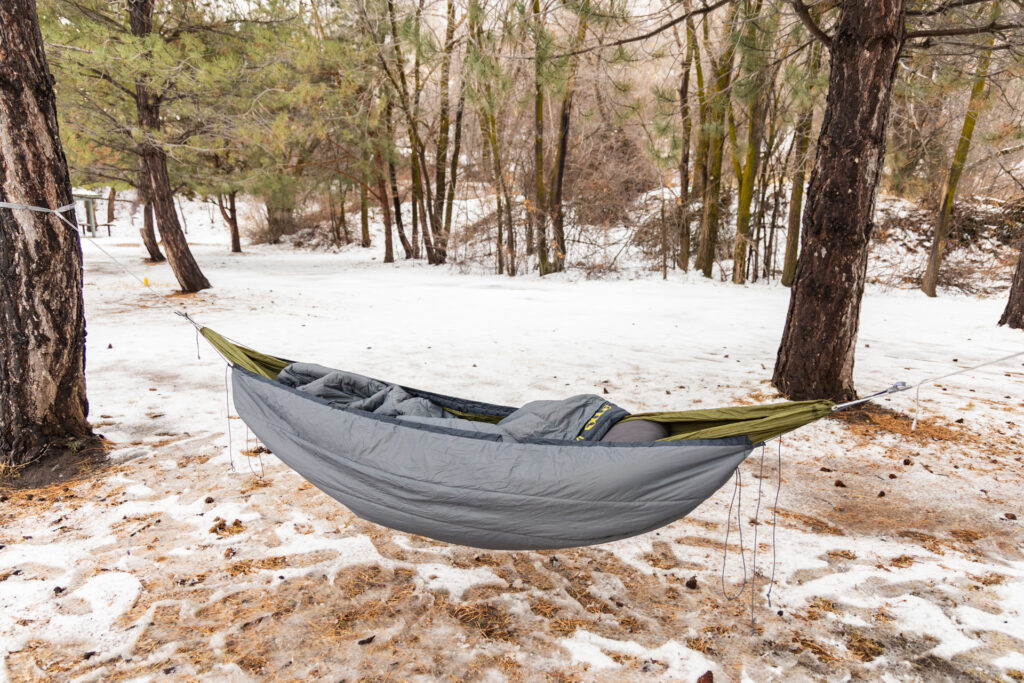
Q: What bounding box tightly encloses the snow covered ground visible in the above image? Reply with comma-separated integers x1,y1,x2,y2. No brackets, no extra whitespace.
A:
1,195,1022,681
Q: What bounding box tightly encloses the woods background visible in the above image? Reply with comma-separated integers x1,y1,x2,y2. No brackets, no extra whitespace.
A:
40,0,1024,284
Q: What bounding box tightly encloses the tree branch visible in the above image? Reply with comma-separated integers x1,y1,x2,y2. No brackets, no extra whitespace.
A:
907,0,992,17
788,0,833,48
907,20,1024,38
559,0,731,58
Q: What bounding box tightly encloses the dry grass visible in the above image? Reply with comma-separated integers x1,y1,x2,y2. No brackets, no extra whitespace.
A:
826,549,857,560
793,636,839,663
208,517,245,536
549,618,589,636
846,632,884,661
835,404,965,445
889,554,915,568
450,603,514,640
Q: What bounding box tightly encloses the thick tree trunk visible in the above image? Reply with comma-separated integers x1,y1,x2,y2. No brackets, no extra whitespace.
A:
129,0,209,292
999,246,1024,329
773,0,909,402
0,0,92,466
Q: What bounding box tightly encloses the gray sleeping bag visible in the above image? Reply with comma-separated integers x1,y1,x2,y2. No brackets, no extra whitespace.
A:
278,362,627,442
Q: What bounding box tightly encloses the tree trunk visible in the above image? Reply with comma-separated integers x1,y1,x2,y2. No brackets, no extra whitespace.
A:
533,0,550,275
106,187,117,225
694,2,739,279
141,199,164,261
129,0,209,292
677,20,696,271
359,181,371,247
544,10,587,275
217,192,241,253
731,0,768,284
340,187,351,244
0,0,92,466
782,106,815,287
137,158,165,262
547,90,573,273
732,95,765,283
773,0,909,402
783,41,823,287
377,153,395,264
440,92,465,248
386,97,413,258
143,149,211,291
921,33,994,297
433,0,456,243
999,245,1024,329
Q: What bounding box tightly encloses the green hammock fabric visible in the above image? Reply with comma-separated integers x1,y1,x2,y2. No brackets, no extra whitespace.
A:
200,328,291,380
625,399,835,443
201,327,834,444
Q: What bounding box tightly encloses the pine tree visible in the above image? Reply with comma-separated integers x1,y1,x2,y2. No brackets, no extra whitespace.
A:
1,0,92,467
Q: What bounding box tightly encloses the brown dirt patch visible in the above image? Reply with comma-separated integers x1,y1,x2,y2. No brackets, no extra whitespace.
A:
834,404,965,445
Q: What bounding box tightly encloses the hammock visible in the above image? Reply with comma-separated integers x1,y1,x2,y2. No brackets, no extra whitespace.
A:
204,328,834,550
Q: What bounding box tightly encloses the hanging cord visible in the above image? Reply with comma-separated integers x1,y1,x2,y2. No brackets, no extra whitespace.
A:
749,443,768,632
766,438,782,609
908,349,1024,429
244,424,265,479
223,365,236,473
721,468,747,601
832,349,1024,427
1,200,203,325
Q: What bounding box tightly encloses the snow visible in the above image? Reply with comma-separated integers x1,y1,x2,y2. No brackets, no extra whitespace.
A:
0,192,1021,679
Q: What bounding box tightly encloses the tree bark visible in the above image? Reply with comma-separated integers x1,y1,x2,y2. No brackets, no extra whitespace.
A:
773,0,909,402
0,0,92,466
385,97,413,258
376,153,395,263
106,187,117,225
129,0,209,292
999,245,1024,329
731,0,768,284
141,199,165,261
217,191,241,253
137,158,165,262
533,0,550,275
782,100,816,287
443,93,465,251
694,2,739,279
359,180,371,248
677,20,696,271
